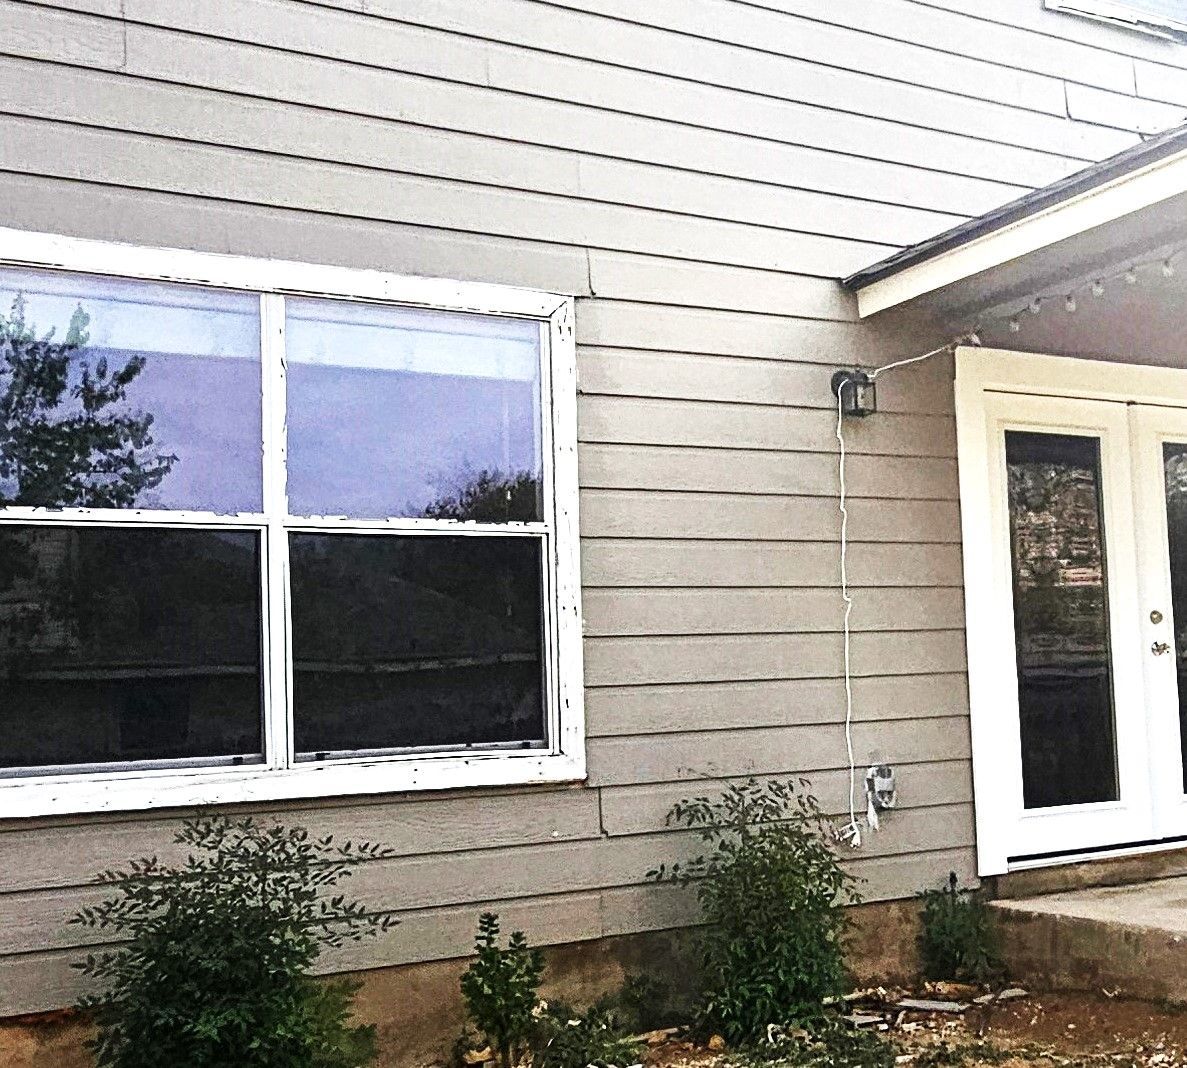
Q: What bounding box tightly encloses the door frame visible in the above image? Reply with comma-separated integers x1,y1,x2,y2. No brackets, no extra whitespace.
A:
955,346,1187,875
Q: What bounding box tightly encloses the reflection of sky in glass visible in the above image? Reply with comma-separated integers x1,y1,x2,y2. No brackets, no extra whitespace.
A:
286,297,542,519
0,269,261,512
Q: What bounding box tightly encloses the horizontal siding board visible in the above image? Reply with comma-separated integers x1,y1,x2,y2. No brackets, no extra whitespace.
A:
0,57,961,251
577,397,956,456
581,540,966,588
108,21,1033,214
599,847,980,932
0,1,124,70
578,490,961,543
575,303,876,364
1136,59,1187,107
582,586,965,637
578,444,959,498
369,0,1068,115
738,0,1138,91
0,115,894,278
106,0,1105,181
587,253,858,320
577,348,956,414
576,158,963,247
0,788,602,895
599,764,974,835
1065,82,1187,133
0,172,592,294
582,630,968,686
584,673,970,737
586,717,971,786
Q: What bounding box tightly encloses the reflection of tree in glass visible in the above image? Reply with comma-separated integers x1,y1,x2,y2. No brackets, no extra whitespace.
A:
1008,459,1104,646
420,468,541,523
0,295,180,665
0,294,176,508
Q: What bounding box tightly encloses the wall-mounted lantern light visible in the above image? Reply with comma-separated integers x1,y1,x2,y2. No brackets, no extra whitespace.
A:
830,368,877,418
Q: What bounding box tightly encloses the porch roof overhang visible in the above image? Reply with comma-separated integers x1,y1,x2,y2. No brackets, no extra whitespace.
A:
843,122,1187,320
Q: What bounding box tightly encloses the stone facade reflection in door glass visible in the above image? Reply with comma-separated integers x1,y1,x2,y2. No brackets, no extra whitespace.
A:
1006,431,1119,808
1162,444,1187,793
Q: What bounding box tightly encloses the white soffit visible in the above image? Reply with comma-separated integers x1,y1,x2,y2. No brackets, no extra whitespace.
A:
854,145,1187,318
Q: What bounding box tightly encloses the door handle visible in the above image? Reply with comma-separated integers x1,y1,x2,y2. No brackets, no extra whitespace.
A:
1153,641,1172,656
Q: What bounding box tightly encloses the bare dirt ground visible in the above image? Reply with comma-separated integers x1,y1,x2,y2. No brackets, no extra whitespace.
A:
640,992,1187,1067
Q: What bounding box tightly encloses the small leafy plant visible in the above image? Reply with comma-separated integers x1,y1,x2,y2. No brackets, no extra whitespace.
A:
70,815,396,1068
918,871,1003,983
533,997,642,1068
753,1017,898,1068
649,778,858,1043
460,912,545,1068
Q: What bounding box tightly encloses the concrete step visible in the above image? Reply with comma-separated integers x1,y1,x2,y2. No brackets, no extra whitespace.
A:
991,876,1187,1003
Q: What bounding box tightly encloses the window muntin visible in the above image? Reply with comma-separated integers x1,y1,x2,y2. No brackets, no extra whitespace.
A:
0,270,262,513
0,238,580,813
285,297,543,521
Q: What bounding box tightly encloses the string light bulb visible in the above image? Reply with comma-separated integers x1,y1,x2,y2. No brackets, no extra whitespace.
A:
1126,267,1138,285
1164,260,1176,278
1029,297,1043,314
1092,279,1104,297
1065,294,1077,312
1008,316,1021,332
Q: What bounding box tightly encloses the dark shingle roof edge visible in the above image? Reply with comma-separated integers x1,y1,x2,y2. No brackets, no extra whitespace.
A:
841,121,1187,292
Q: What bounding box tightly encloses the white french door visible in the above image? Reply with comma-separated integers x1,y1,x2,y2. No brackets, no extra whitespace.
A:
957,349,1187,874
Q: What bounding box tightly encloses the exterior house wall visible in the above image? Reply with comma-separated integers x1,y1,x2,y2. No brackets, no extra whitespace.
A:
2,0,1187,1017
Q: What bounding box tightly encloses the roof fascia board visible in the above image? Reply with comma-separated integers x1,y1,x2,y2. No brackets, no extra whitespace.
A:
855,144,1187,318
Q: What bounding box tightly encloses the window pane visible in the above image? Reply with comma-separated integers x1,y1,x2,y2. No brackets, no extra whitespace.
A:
0,269,261,512
290,533,546,756
0,525,264,772
1162,443,1187,792
1006,431,1119,808
285,298,542,521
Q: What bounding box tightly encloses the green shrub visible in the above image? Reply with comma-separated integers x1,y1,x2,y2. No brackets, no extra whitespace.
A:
460,912,544,1068
918,871,1003,983
649,778,858,1043
70,815,396,1068
533,997,642,1068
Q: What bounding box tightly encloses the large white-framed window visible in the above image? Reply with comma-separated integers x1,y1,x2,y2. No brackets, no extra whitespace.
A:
0,228,584,818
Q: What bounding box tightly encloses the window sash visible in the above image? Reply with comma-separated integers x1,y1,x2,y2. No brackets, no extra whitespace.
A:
0,228,584,815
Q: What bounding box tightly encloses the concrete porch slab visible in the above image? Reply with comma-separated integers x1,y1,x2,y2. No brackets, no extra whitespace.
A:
992,876,1187,1002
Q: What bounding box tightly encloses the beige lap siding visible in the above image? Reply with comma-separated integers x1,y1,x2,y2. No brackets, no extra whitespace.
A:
1,0,1182,1015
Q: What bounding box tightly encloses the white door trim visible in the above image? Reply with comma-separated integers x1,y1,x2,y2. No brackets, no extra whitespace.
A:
956,347,1187,875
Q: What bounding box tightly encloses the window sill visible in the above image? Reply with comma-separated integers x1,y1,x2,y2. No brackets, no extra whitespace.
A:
0,750,587,819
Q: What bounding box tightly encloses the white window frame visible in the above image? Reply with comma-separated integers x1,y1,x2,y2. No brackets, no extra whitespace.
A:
1044,0,1187,37
0,227,585,818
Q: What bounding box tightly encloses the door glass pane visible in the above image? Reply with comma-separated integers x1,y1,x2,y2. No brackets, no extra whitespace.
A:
1162,443,1187,792
0,269,262,513
289,532,546,757
285,297,543,521
1006,430,1119,808
0,524,264,773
